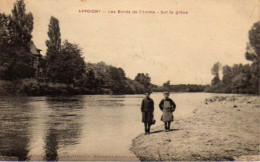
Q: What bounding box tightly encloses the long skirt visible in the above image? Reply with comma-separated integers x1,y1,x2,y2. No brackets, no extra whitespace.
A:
142,111,153,123
161,107,174,122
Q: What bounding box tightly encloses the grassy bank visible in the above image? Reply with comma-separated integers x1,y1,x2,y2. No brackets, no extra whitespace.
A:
130,95,260,161
0,79,148,96
0,79,96,96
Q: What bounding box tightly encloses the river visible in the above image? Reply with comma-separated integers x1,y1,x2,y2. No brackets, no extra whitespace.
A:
0,93,218,160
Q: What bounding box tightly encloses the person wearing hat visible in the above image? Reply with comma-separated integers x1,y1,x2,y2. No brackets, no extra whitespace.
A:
141,92,154,135
159,91,176,132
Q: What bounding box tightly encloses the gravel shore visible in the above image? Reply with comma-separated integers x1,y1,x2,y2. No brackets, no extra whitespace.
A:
130,95,260,161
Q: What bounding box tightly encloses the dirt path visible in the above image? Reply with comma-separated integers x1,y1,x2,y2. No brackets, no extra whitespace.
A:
130,95,260,161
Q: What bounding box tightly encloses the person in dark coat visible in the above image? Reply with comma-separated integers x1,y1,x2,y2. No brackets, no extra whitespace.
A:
141,92,154,135
159,92,176,132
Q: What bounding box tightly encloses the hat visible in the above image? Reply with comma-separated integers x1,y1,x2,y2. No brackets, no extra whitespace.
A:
163,91,170,94
145,91,152,95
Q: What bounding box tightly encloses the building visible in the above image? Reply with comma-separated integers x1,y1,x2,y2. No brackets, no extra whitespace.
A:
29,42,44,78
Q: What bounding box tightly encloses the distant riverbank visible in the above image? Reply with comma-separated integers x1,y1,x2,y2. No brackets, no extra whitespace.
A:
0,79,141,96
0,79,206,96
130,95,260,161
0,79,95,96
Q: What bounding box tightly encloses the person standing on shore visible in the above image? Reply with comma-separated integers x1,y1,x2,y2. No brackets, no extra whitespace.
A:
141,92,154,135
159,92,176,132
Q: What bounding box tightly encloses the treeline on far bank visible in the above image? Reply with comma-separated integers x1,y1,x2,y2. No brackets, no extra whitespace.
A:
205,21,260,95
154,81,207,93
155,21,260,95
157,21,259,95
0,62,154,96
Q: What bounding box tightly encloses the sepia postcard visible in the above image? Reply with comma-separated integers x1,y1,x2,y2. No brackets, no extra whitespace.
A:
0,0,259,161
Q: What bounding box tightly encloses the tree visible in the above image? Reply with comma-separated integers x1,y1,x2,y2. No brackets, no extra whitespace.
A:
11,0,34,49
46,40,85,84
211,62,221,86
107,67,127,93
0,0,35,80
45,16,66,83
84,62,148,94
45,16,61,62
246,22,260,63
245,21,260,94
83,69,98,90
163,80,171,90
211,62,222,76
222,65,232,85
206,22,260,94
134,73,151,89
0,0,33,49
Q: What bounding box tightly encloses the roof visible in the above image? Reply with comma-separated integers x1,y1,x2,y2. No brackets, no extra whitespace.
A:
30,42,42,57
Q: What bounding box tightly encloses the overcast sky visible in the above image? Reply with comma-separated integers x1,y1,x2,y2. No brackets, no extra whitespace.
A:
1,0,259,85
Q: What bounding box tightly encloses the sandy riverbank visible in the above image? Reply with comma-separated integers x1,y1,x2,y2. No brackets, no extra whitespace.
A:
130,95,260,161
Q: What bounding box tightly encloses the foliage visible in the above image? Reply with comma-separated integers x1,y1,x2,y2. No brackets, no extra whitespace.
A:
45,16,61,61
155,83,207,92
207,63,258,94
0,0,35,80
134,73,151,89
0,46,36,80
246,21,260,62
80,69,97,90
163,80,171,90
45,40,85,84
11,0,34,48
0,79,92,96
207,22,260,95
211,62,221,86
245,21,260,94
124,79,147,94
45,16,61,81
107,66,126,93
84,62,147,94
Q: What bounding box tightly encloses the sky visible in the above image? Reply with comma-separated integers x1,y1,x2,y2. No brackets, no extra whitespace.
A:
0,0,259,85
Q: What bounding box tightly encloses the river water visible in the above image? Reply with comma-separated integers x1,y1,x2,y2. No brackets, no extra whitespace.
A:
0,93,218,160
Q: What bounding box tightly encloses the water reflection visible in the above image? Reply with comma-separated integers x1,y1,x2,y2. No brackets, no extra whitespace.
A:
43,96,85,161
0,96,85,161
44,130,58,161
0,98,33,161
85,95,126,108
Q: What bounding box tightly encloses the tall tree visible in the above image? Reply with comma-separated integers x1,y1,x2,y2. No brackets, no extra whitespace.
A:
245,21,260,94
0,0,35,80
211,62,221,86
11,0,33,49
45,16,61,61
45,16,62,80
246,21,260,63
